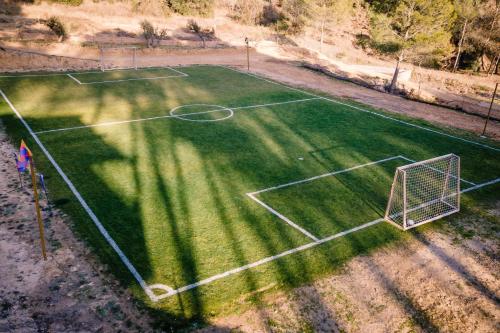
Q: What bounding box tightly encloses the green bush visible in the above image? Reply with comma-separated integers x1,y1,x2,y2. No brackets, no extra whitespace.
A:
167,0,213,16
45,16,66,41
140,20,167,48
186,19,201,34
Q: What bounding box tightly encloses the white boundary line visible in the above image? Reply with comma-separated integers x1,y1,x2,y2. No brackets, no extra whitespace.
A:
247,193,319,241
461,177,500,193
0,89,162,302
246,155,400,243
67,73,82,85
156,217,385,299
249,155,402,195
34,97,321,134
154,175,500,300
67,67,189,85
0,66,187,78
221,65,500,153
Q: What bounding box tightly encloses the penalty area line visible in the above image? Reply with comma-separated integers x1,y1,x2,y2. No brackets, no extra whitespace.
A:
156,218,384,300
247,192,319,241
152,175,500,300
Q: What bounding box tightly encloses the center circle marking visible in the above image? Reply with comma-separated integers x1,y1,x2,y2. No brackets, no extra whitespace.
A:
169,104,234,122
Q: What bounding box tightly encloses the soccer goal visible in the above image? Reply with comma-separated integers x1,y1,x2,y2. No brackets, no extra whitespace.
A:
385,154,460,230
99,46,138,71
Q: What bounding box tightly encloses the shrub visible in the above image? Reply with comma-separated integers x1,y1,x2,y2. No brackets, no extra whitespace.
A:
186,20,214,48
49,0,83,6
140,20,167,48
260,4,281,26
186,19,201,34
45,16,66,41
167,0,213,16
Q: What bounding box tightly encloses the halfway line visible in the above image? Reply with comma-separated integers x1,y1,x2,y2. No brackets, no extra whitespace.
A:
34,97,321,134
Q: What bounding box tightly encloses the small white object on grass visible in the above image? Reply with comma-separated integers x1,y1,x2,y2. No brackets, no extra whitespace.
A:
407,219,415,226
298,157,304,160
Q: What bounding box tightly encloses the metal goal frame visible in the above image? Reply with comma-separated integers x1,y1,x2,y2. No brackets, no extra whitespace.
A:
385,154,461,230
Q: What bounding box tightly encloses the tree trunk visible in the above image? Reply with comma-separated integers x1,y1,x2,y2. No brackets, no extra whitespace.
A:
320,19,324,53
453,19,468,72
389,52,404,93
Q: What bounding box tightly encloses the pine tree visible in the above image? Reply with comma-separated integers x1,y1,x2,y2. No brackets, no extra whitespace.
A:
452,0,480,72
370,0,455,92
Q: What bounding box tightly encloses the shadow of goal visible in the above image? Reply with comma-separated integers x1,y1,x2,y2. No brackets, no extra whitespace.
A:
385,154,460,230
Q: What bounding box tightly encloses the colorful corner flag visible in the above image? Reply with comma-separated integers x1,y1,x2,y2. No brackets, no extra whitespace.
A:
16,140,32,173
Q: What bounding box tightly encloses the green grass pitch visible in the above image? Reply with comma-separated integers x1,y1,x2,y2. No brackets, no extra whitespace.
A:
0,65,499,320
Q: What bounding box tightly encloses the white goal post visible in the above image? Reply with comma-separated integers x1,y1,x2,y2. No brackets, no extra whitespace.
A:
99,46,138,71
385,154,460,230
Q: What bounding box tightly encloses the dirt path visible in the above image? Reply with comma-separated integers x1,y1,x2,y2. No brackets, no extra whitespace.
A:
246,59,500,140
200,214,500,332
0,121,153,332
2,46,499,139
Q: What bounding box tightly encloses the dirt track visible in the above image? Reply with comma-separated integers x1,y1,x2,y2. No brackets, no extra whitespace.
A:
1,46,498,139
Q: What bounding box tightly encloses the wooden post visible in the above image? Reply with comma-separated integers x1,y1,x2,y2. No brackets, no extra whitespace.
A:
245,37,250,71
133,47,137,70
482,82,498,136
29,158,47,260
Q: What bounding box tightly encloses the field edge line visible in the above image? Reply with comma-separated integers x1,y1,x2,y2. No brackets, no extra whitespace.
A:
246,193,319,241
0,89,161,303
156,217,384,300
153,175,500,300
221,65,500,153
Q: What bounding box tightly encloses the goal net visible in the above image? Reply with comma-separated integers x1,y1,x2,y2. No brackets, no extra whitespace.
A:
99,46,138,71
385,154,460,230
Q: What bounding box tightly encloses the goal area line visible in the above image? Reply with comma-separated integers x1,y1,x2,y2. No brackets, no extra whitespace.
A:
156,175,499,300
66,66,189,85
246,155,475,244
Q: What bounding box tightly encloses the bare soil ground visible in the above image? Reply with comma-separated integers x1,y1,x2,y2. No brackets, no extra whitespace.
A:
0,121,154,332
1,53,499,331
0,3,499,331
199,211,500,332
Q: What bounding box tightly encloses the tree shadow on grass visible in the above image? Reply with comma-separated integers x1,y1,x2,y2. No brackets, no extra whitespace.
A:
3,65,497,331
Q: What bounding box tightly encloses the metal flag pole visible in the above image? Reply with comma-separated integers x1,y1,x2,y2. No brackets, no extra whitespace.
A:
245,37,250,71
29,157,47,260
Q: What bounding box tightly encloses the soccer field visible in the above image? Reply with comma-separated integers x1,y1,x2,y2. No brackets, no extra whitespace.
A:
0,65,499,315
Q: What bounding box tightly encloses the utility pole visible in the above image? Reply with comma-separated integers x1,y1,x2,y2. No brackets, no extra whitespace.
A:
482,82,498,137
245,37,250,71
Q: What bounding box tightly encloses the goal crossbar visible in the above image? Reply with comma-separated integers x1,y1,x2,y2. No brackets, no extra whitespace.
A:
385,154,461,230
99,46,138,71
